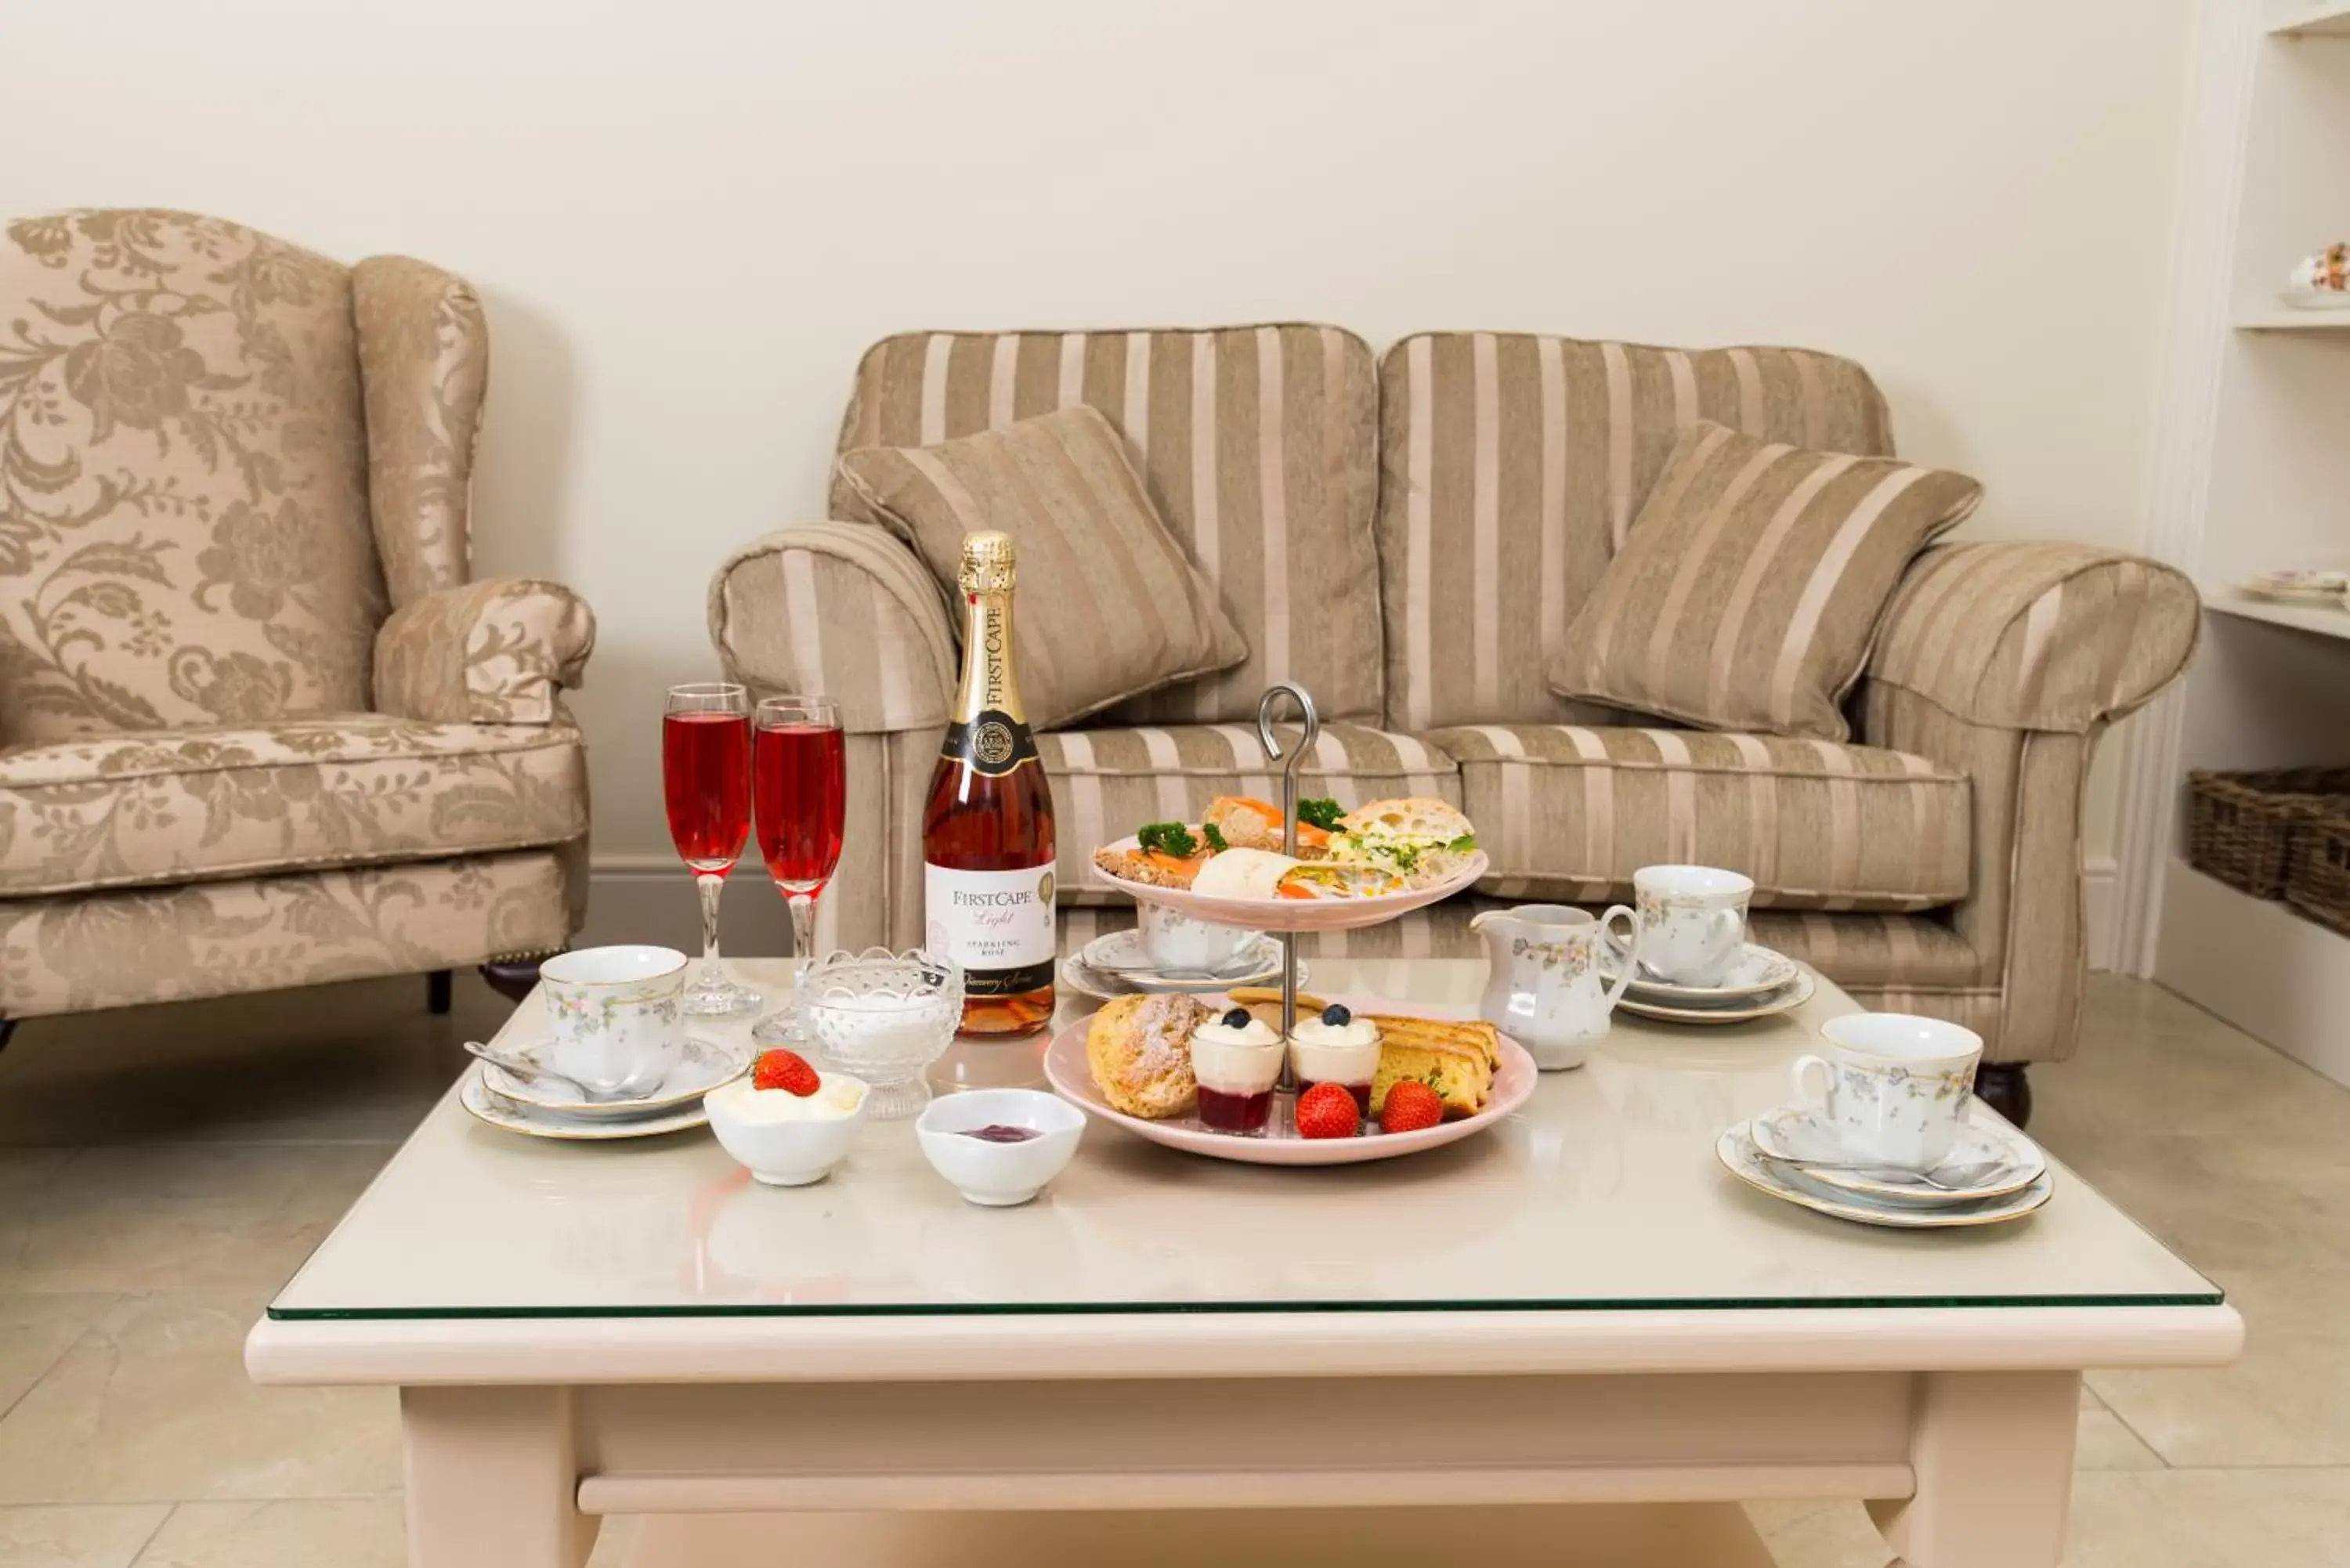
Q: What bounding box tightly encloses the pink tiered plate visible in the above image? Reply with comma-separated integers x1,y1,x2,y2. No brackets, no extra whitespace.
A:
1043,989,1535,1167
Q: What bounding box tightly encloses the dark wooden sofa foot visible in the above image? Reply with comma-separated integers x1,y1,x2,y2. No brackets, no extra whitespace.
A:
480,958,550,1006
1976,1063,2032,1129
426,970,453,1015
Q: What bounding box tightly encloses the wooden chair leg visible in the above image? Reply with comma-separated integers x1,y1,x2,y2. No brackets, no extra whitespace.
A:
481,957,550,1006
427,970,454,1015
1976,1063,2032,1129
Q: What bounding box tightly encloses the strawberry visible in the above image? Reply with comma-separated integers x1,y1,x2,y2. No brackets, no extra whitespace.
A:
1379,1079,1444,1134
1295,1082,1360,1140
752,1047,820,1097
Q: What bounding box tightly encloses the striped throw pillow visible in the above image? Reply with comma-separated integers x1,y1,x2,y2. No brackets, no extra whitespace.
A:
1548,421,1983,742
837,405,1249,729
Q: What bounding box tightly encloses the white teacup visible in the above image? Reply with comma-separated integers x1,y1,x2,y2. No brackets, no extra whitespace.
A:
1629,865,1752,986
541,945,688,1099
1790,1013,1984,1172
1139,903,1258,975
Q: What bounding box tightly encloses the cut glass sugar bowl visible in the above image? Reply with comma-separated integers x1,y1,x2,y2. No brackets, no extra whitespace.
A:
797,948,964,1119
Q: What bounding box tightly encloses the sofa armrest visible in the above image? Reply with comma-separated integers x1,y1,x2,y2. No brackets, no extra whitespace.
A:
353,255,487,610
1864,542,2200,733
374,577,596,725
706,522,956,734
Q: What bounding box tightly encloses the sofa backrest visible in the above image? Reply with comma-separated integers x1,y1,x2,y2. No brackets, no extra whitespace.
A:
0,209,385,744
833,325,1384,725
1376,334,1894,732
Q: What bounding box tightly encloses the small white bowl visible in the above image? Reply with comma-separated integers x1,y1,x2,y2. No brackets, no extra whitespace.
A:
915,1089,1084,1207
704,1075,870,1187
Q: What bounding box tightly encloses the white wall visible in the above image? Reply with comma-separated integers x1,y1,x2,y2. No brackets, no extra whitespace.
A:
5,0,2197,916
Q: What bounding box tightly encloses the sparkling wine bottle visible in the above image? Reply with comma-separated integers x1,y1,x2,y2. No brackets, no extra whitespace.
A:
921,531,1058,1035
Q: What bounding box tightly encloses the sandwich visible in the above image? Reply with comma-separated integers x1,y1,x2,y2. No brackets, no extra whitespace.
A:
1190,847,1402,901
1327,797,1478,890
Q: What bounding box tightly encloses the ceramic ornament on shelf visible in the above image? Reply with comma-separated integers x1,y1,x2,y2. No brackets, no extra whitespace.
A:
2281,242,2350,310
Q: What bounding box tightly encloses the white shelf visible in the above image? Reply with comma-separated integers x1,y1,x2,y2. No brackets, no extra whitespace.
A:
2157,862,2350,1089
2267,0,2350,37
2204,587,2350,638
2234,307,2350,329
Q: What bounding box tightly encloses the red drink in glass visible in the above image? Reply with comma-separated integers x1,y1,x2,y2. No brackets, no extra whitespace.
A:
663,710,751,870
663,683,761,1019
753,722,846,891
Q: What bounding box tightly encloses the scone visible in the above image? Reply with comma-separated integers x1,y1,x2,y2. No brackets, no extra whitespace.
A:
1086,993,1210,1119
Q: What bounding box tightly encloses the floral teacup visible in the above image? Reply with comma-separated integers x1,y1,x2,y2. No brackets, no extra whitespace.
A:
1790,1013,1983,1172
541,945,689,1099
1628,865,1752,986
1471,904,1643,1071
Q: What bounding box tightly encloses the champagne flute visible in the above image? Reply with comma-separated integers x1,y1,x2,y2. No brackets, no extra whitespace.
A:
750,695,846,1045
663,682,762,1017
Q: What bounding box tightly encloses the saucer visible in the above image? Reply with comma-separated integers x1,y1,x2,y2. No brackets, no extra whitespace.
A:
1747,1104,2047,1206
1073,930,1287,991
1611,943,1799,1003
1618,968,1814,1024
460,1068,711,1141
1715,1124,2052,1230
478,1034,751,1122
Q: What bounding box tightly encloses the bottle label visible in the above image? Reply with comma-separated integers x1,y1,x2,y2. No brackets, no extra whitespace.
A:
924,862,1057,988
939,710,1039,779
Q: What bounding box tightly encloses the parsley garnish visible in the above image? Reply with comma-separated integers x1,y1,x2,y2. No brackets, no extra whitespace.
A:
1298,798,1345,832
1137,822,1199,858
1446,833,1477,852
1201,821,1228,853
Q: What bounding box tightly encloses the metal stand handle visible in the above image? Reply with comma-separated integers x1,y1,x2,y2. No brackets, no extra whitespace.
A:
1256,682,1321,1083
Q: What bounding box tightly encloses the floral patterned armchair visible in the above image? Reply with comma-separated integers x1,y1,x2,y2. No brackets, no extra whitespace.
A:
0,209,595,1032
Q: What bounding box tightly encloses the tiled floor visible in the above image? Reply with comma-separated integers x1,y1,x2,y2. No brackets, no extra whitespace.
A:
0,973,2342,1566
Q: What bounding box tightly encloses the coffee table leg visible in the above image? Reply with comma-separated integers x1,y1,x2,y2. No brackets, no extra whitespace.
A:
402,1386,598,1568
1865,1370,2078,1568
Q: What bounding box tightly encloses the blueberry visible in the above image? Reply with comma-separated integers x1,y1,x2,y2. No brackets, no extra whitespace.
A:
1221,1006,1252,1029
1321,1003,1351,1026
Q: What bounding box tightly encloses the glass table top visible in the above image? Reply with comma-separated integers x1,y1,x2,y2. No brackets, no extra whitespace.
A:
268,959,2218,1320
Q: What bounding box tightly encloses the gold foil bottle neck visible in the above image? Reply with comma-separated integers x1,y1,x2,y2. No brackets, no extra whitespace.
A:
958,530,1018,595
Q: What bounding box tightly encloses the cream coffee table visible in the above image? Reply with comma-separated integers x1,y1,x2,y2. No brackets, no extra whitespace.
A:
248,958,2238,1568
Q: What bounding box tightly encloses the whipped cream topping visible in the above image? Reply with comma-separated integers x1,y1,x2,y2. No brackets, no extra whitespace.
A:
1289,1014,1381,1084
1289,1015,1378,1052
708,1075,866,1124
1191,1013,1283,1095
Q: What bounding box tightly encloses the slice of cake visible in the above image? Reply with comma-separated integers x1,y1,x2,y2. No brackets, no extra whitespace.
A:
1365,1015,1497,1119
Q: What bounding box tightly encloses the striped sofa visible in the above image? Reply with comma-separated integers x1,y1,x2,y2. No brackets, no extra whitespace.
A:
710,325,2197,1105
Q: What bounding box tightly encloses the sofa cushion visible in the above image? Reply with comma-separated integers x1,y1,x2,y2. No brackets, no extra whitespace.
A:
0,848,575,1018
1376,334,1896,732
836,325,1383,724
0,210,387,744
836,406,1248,729
1039,723,1458,906
1549,421,1981,742
0,716,587,898
1419,724,1969,911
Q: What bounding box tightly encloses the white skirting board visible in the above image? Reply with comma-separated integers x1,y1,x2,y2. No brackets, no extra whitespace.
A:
584,858,2124,971
2156,859,2350,1090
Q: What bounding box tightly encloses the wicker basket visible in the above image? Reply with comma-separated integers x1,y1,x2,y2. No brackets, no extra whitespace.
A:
2186,768,2350,899
2287,809,2350,936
